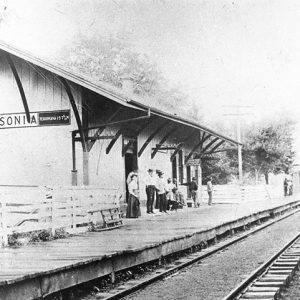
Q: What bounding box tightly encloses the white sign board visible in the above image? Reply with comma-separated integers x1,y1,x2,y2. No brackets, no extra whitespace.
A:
0,110,70,129
186,159,201,166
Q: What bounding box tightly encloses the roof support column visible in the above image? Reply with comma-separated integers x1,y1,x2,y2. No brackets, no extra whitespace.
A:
60,77,89,185
71,132,77,186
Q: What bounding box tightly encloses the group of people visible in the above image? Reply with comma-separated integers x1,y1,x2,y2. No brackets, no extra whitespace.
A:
126,168,185,218
145,169,184,214
125,168,213,218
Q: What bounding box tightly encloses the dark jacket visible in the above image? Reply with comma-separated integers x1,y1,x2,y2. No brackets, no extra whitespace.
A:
182,180,198,191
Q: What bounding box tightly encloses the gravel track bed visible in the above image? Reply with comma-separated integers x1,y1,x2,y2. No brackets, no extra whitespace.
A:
123,212,300,300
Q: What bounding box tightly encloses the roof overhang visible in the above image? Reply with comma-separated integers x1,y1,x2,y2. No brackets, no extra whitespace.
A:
0,41,142,112
129,100,240,146
0,40,240,146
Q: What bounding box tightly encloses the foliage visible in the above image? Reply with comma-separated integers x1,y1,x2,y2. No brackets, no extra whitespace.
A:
58,34,201,121
54,228,69,239
8,232,23,247
201,117,295,184
242,118,295,183
7,228,69,247
201,153,237,184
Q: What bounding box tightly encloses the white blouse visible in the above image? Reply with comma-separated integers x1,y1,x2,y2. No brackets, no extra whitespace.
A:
128,180,138,196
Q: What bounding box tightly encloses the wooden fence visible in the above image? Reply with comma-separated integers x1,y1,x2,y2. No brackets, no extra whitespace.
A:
200,184,283,203
0,185,121,246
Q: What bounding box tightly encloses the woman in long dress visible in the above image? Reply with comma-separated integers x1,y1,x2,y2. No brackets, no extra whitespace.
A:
126,174,141,218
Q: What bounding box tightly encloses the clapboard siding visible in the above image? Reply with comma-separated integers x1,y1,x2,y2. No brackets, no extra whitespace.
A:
0,54,80,186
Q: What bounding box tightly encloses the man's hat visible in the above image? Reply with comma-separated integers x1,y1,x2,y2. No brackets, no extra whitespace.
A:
192,177,196,180
148,168,153,172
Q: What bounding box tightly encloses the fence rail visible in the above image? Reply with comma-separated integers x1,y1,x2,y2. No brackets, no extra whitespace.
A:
201,184,283,203
0,185,121,246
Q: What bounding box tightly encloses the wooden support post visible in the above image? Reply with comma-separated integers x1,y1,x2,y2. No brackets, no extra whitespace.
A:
71,132,78,186
71,170,78,186
51,197,55,237
158,256,162,266
111,270,116,284
83,151,89,186
1,199,8,247
70,196,75,233
197,161,202,205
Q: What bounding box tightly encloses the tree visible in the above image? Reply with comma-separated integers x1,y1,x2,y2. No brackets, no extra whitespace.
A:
202,117,295,185
58,34,201,121
243,118,295,184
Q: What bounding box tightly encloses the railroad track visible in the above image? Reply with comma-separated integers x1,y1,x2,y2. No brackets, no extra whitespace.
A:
88,208,300,300
222,232,300,300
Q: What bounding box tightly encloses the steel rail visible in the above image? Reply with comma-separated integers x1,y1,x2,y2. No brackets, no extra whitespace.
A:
97,206,300,300
222,231,300,300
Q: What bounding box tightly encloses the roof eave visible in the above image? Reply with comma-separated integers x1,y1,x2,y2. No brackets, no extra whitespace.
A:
0,40,241,146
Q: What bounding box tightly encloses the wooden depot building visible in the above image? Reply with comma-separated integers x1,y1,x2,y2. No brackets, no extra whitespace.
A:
0,41,239,203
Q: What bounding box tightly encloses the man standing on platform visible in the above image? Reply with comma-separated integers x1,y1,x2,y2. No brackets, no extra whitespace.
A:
145,169,156,214
207,177,213,205
156,171,167,213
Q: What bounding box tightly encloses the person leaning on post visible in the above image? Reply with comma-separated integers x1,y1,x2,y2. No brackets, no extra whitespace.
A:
145,168,156,214
182,177,199,208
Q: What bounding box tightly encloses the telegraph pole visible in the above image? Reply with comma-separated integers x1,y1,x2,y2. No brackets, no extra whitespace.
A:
223,105,253,184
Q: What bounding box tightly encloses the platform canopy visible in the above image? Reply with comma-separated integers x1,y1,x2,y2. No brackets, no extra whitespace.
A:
0,40,240,157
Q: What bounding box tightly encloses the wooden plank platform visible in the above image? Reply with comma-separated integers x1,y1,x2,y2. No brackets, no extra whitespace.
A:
0,197,299,299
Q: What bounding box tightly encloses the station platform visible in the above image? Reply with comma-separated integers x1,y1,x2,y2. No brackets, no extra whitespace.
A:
1,196,300,299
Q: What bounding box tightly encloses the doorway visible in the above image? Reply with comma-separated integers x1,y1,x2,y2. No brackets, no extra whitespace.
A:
172,156,177,180
186,165,191,198
124,138,138,202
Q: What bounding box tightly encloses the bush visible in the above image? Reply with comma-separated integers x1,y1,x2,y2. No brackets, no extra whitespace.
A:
54,228,69,239
7,228,70,247
8,232,22,247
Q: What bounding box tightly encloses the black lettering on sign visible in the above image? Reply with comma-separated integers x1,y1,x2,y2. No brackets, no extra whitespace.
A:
15,116,21,125
31,115,37,124
7,117,12,125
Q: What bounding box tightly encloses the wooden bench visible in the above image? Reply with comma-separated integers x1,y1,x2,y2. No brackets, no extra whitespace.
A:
100,208,123,229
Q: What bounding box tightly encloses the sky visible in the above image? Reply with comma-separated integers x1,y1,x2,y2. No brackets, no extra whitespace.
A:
0,0,300,157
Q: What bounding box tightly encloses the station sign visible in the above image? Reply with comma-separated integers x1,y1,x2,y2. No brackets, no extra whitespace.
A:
186,159,201,166
0,110,70,129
